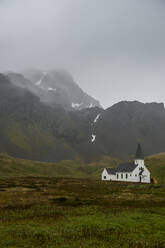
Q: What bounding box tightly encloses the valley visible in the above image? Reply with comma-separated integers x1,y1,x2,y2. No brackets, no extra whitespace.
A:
1,1,165,247
1,70,165,248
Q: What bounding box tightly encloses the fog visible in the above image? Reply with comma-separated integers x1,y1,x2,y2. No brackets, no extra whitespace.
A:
0,0,165,107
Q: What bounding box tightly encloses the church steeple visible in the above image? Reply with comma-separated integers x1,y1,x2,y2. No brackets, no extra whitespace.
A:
135,143,144,159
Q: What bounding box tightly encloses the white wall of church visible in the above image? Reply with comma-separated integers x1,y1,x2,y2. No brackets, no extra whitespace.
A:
113,171,140,183
133,161,150,183
102,169,110,181
102,169,116,181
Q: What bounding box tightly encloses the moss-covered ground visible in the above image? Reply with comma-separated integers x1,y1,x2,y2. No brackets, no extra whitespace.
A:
0,178,165,247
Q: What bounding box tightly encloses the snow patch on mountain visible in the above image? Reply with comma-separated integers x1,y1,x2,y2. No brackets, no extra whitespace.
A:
23,69,101,111
48,87,56,91
72,103,83,108
35,72,47,86
94,113,101,123
91,134,96,143
89,103,94,108
35,78,42,86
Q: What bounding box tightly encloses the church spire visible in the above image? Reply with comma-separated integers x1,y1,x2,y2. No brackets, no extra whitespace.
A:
135,143,144,159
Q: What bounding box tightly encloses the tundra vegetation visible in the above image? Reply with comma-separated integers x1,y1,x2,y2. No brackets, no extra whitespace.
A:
0,153,165,247
0,177,165,248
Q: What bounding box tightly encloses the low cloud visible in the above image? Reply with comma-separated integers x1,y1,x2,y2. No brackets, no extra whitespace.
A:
0,0,165,107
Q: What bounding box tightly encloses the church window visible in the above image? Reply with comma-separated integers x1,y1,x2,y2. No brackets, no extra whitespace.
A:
121,174,123,179
126,174,128,179
117,174,119,179
104,176,106,179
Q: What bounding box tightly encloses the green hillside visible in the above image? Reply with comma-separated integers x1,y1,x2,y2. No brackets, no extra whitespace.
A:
0,153,84,178
0,153,120,178
0,153,165,184
146,153,165,184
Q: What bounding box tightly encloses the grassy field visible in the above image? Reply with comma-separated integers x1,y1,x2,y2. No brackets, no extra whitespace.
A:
0,177,165,247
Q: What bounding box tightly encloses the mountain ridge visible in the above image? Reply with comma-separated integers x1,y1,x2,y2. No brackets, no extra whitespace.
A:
8,69,102,111
0,72,165,162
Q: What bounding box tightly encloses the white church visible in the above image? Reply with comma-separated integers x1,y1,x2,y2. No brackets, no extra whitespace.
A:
102,144,151,183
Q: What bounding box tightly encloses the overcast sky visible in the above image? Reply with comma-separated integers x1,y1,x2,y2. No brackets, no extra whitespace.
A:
0,0,165,108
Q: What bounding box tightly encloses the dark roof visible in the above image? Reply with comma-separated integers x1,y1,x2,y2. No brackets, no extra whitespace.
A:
106,162,138,175
116,162,138,173
136,143,144,159
105,168,116,175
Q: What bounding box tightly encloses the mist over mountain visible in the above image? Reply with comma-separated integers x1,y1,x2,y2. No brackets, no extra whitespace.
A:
7,69,101,111
0,71,165,162
1,0,165,108
0,72,102,161
0,73,76,161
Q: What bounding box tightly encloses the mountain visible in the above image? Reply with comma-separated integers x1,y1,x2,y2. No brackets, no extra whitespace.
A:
0,73,103,161
0,74,77,161
1,72,165,162
9,69,102,111
92,101,165,157
7,72,44,99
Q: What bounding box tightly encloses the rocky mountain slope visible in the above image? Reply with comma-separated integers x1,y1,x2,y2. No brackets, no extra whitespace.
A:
92,101,165,157
1,72,165,162
0,74,76,161
0,73,103,161
8,69,101,111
